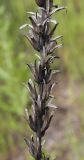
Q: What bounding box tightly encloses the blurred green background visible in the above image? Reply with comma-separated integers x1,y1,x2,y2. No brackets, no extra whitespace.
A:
0,0,84,160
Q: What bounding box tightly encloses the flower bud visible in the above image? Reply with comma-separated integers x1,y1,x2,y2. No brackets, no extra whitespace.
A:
35,0,46,8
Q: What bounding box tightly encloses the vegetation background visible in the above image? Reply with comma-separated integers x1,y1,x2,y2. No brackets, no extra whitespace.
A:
0,0,84,160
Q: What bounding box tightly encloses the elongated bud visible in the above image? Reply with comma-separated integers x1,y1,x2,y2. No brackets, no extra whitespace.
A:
35,0,46,8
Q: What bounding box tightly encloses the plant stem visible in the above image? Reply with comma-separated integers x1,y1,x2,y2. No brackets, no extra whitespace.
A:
37,136,42,160
20,1,66,159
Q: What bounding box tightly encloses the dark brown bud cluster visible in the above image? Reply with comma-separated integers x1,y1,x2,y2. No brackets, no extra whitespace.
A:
20,0,66,160
35,0,46,8
35,0,54,9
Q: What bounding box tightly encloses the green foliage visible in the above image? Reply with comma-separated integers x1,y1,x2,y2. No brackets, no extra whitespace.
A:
0,5,28,152
62,0,84,80
0,0,38,154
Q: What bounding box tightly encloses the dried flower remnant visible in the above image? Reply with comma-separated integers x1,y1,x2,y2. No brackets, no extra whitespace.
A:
20,0,66,160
